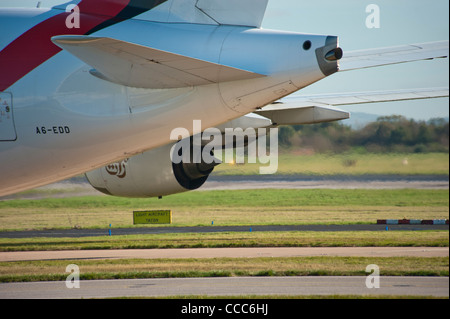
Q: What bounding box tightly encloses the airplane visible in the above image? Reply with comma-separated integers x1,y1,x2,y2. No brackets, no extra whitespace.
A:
0,0,448,198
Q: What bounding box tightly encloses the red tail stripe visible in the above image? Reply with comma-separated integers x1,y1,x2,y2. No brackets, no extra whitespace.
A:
0,0,131,91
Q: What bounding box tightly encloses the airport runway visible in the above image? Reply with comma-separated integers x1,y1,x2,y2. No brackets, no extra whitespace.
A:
1,246,447,298
1,276,448,298
203,174,450,190
0,224,448,238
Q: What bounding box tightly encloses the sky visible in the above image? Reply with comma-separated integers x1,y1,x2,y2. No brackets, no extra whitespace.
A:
262,0,449,121
1,0,449,120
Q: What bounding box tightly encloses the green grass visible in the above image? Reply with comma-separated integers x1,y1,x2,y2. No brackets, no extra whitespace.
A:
0,189,448,231
2,189,447,209
1,179,448,289
213,152,449,176
0,231,447,251
0,256,447,283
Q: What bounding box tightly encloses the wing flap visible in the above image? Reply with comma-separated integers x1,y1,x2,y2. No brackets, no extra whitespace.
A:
340,41,449,71
52,35,265,89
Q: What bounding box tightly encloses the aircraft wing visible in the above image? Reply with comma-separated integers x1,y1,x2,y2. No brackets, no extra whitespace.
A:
340,41,449,71
255,87,449,125
52,35,265,89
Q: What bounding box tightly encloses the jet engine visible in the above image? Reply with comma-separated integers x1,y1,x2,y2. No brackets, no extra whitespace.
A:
85,142,218,198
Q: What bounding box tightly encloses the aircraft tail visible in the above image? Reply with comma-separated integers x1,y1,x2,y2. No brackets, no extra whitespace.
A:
53,0,268,28
128,0,269,28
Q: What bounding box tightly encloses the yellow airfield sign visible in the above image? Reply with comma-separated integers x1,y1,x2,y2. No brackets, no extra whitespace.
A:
133,210,172,225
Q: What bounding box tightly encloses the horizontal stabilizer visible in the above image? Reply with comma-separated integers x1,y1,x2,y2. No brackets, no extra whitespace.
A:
52,35,265,89
340,41,449,71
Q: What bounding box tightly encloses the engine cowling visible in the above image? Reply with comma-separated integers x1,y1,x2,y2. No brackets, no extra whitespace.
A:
85,143,217,198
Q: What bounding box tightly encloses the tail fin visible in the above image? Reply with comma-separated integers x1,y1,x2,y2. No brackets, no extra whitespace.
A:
139,0,269,28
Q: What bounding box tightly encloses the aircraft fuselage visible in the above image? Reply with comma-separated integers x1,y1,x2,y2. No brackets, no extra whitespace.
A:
0,7,336,196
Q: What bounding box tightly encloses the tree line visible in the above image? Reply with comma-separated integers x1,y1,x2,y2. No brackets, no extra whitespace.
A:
278,115,449,153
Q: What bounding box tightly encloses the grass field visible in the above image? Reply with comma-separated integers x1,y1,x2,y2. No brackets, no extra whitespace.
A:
0,189,448,231
0,231,448,251
213,152,449,176
0,167,448,293
0,256,447,283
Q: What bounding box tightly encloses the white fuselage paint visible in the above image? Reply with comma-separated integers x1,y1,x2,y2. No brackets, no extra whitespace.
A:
0,8,332,196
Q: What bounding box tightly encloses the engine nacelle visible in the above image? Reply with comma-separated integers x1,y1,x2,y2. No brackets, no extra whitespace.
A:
85,143,217,198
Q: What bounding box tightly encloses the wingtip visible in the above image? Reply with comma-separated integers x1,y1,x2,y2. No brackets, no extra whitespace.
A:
51,35,103,45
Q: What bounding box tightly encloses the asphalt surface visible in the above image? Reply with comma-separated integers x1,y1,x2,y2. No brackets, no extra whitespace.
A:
1,277,448,299
203,174,450,190
0,223,447,238
0,248,448,298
